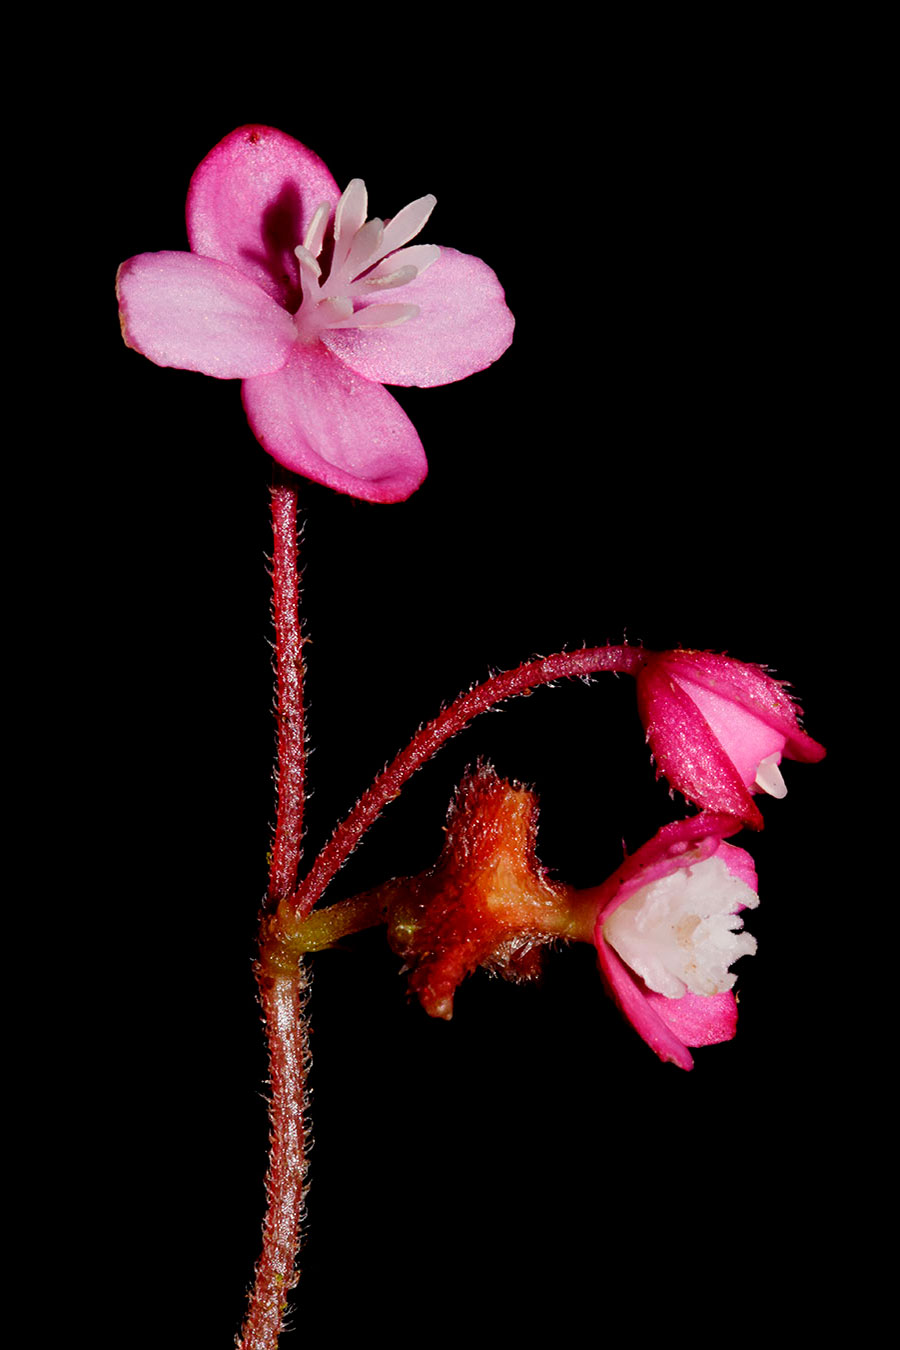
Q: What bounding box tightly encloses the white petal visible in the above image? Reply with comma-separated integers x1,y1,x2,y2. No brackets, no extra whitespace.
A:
377,195,437,260
325,302,419,330
604,856,758,999
332,178,369,274
294,243,321,278
365,244,441,280
343,218,384,281
334,178,368,242
303,202,332,258
755,753,788,798
357,264,418,291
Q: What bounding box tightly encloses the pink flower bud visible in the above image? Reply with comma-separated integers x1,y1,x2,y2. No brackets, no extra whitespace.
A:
635,650,825,828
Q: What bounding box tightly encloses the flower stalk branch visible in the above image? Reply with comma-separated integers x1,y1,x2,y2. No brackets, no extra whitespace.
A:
276,644,648,936
273,891,392,955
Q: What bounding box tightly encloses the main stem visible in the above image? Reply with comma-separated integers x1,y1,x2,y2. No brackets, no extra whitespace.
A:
266,480,307,909
240,477,309,1350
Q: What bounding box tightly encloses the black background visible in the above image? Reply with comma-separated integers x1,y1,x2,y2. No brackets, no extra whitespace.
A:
92,34,869,1347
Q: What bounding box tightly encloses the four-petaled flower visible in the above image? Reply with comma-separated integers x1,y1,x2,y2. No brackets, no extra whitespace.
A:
116,125,514,503
589,813,759,1070
635,650,826,828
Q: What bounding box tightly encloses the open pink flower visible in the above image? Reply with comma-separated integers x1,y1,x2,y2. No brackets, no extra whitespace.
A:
116,125,514,503
636,650,826,828
590,814,759,1070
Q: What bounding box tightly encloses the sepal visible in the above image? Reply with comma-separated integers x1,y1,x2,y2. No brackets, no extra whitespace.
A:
636,650,825,827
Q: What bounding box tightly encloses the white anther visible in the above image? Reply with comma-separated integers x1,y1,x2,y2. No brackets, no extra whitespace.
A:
755,753,788,799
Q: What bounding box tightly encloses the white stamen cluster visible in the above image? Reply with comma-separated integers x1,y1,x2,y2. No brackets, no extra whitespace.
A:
603,855,758,998
293,178,439,339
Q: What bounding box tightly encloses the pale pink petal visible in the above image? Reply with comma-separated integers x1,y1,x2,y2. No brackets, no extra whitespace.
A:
672,675,788,789
187,125,341,312
241,341,427,503
116,252,297,379
659,650,827,765
646,989,738,1047
322,247,514,388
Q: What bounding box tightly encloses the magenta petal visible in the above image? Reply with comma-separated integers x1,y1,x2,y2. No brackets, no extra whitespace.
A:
242,341,428,503
116,252,297,378
596,935,695,1070
716,839,758,894
594,819,743,927
322,247,515,388
646,989,738,1047
187,125,341,311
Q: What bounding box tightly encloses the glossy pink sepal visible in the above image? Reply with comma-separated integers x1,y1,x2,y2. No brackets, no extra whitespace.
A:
636,650,825,828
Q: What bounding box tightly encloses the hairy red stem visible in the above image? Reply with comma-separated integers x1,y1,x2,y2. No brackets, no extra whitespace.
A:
240,964,311,1349
240,478,310,1350
288,645,646,921
266,480,306,906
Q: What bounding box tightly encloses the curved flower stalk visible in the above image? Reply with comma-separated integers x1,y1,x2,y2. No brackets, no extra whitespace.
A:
116,124,514,503
588,814,758,1069
636,649,826,828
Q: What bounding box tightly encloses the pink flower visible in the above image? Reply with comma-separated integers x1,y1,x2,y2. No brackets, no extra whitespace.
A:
590,814,759,1070
116,125,514,503
635,650,826,828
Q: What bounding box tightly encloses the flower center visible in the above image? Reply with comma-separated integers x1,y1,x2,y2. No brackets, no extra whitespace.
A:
603,853,758,999
292,178,440,341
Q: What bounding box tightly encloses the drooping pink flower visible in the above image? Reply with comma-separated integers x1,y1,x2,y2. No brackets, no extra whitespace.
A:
589,814,759,1070
116,125,514,503
635,650,826,828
